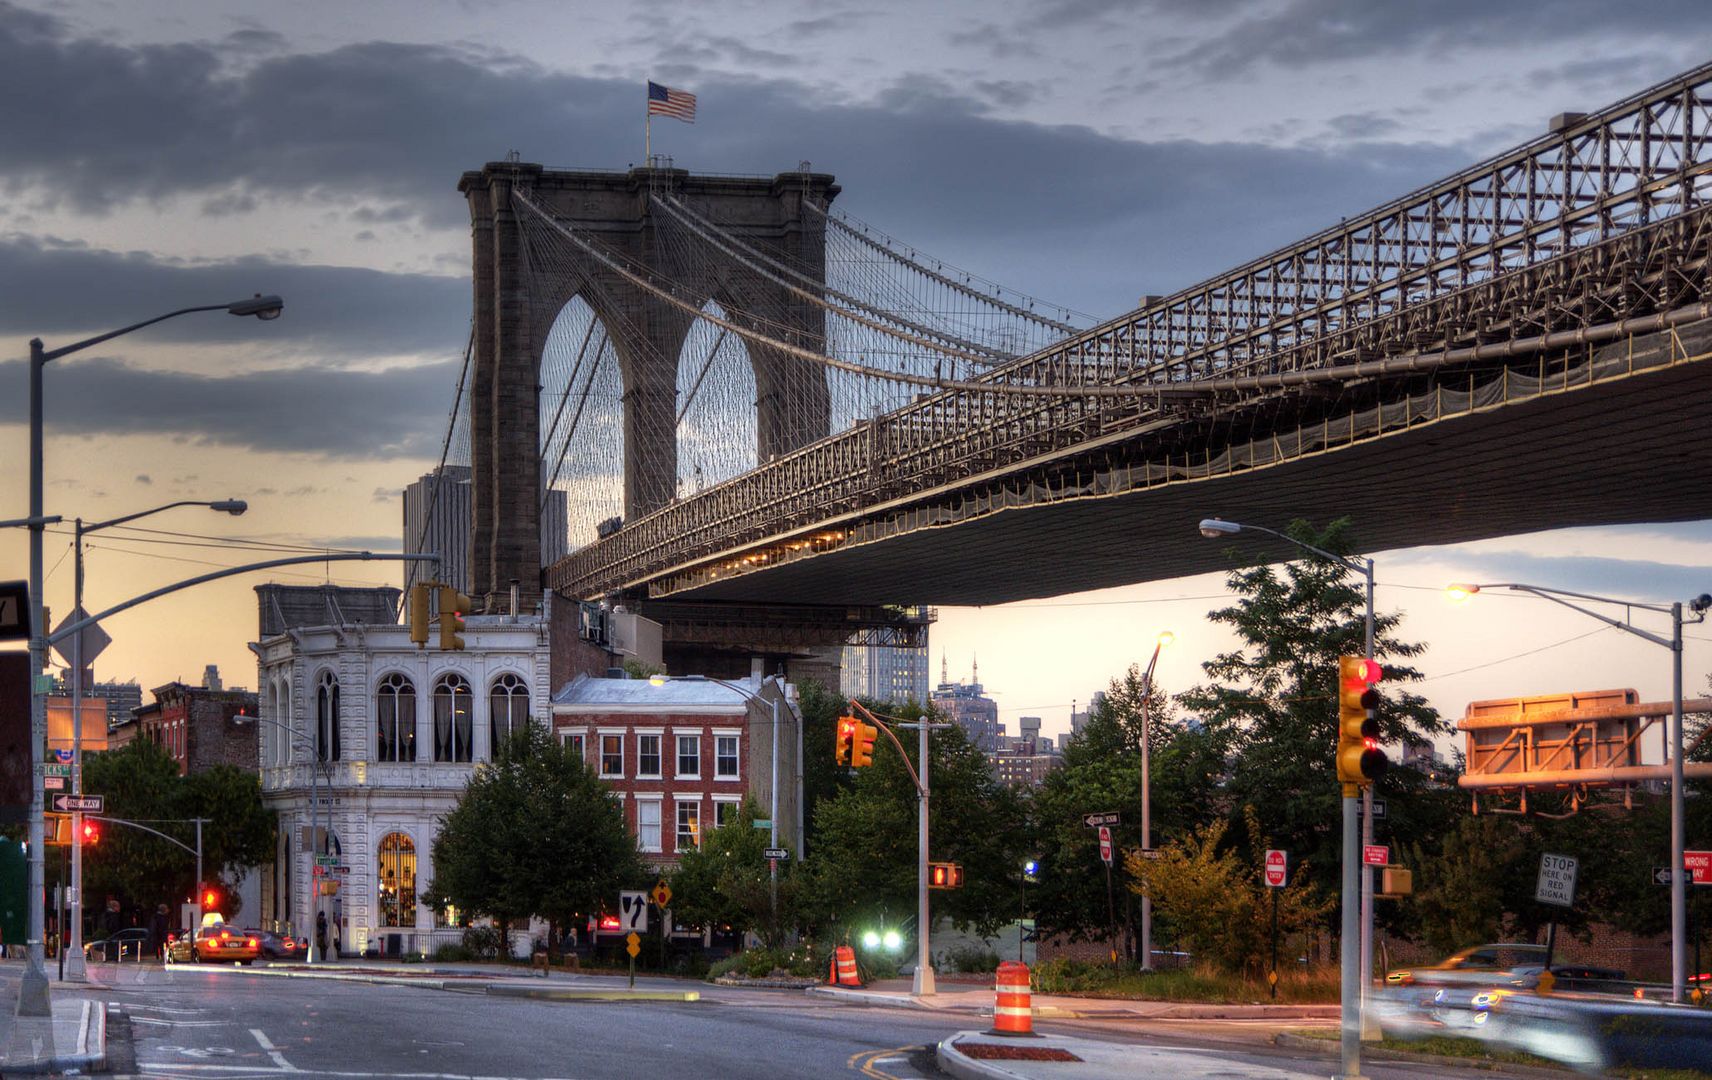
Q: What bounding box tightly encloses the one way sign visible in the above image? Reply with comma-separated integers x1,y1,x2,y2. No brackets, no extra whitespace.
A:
1655,866,1676,886
0,581,28,642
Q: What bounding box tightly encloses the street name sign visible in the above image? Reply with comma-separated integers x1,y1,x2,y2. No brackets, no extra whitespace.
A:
51,793,102,813
1536,853,1579,907
751,819,772,829
1098,826,1112,866
1083,811,1121,828
43,764,71,777
1357,799,1387,819
0,581,27,642
763,847,790,860
1264,849,1288,887
1362,845,1389,867
1138,847,1160,860
620,890,649,932
1686,851,1712,885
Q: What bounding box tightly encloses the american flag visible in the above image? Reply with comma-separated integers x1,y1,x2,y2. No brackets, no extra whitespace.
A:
647,81,697,122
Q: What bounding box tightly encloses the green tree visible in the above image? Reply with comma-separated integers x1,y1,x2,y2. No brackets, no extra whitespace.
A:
425,723,645,943
1176,518,1456,914
670,796,802,949
797,679,857,854
79,740,274,919
804,708,1026,939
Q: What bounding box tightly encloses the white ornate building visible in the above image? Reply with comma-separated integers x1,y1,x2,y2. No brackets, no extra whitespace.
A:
252,588,551,957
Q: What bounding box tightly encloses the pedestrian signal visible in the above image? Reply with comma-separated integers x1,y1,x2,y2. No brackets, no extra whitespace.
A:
929,862,964,889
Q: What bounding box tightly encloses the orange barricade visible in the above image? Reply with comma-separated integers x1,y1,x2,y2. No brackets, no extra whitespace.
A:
829,953,838,984
835,945,862,986
992,960,1033,1035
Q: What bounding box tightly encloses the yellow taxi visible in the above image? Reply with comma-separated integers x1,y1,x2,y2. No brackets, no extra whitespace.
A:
182,923,261,964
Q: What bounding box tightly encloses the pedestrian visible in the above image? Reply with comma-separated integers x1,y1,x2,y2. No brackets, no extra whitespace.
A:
315,910,328,959
332,918,342,959
150,903,169,960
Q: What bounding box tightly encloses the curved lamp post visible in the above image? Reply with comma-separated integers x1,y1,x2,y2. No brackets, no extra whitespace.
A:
1199,517,1375,1076
1447,582,1711,1002
22,295,281,1014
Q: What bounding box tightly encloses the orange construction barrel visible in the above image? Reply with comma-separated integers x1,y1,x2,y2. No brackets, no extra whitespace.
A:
836,945,862,986
992,960,1033,1035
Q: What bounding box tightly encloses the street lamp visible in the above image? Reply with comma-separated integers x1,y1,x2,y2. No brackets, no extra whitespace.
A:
231,710,331,962
1138,629,1173,971
1446,582,1710,1002
1199,517,1375,1077
22,295,281,1014
61,499,248,982
647,674,799,938
1019,859,1038,961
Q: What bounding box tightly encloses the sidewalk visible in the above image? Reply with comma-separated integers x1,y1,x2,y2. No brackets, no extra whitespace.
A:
809,978,1338,1021
0,988,107,1074
937,1030,1307,1080
139,957,704,1001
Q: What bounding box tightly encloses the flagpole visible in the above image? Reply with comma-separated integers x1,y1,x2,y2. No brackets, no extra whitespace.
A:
645,84,651,166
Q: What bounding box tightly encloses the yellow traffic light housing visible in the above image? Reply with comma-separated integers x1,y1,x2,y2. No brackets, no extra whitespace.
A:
835,716,855,765
438,585,471,650
851,721,878,767
409,582,431,648
1336,655,1387,792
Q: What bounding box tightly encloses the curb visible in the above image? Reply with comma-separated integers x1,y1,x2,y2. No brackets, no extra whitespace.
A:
1271,1031,1572,1077
933,1033,1038,1080
807,985,933,1009
6,999,107,1075
483,985,701,1002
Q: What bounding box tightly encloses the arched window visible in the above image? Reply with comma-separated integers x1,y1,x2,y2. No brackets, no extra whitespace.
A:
377,832,416,928
433,674,472,762
489,673,529,757
376,674,416,763
315,672,341,762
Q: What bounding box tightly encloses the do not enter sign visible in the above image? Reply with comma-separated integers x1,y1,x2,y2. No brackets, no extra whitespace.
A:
1098,826,1112,866
1264,849,1287,887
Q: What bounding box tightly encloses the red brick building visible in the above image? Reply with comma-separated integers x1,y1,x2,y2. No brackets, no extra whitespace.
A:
550,673,800,869
120,668,259,775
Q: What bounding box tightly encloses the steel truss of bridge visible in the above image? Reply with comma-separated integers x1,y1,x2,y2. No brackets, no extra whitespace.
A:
548,61,1712,608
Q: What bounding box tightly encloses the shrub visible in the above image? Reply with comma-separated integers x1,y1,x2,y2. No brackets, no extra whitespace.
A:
433,943,474,963
461,925,506,960
942,943,1001,974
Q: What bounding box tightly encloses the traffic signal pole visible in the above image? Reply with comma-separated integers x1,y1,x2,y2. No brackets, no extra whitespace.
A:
1359,558,1376,1046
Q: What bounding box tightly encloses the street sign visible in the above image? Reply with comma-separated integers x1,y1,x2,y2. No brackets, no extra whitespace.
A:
1083,811,1121,828
763,847,789,860
1138,848,1160,860
1535,852,1579,907
620,890,649,933
43,775,64,791
1362,845,1389,867
1357,799,1387,819
314,854,338,867
1264,849,1288,887
1098,826,1112,866
1655,866,1676,886
625,931,641,958
651,879,673,908
51,793,102,813
50,605,110,668
0,581,27,642
752,819,773,829
43,764,71,777
1686,851,1712,886
53,749,72,764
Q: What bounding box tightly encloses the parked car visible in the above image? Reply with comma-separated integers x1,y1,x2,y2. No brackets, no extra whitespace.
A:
85,926,154,962
164,927,196,963
246,928,305,961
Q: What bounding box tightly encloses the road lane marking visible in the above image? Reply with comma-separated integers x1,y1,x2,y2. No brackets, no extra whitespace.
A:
848,1045,919,1079
251,1029,298,1071
140,1068,588,1080
134,1018,231,1027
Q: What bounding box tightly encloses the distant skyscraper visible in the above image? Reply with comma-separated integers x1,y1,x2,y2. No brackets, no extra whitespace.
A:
841,611,930,704
403,466,566,612
930,656,1001,752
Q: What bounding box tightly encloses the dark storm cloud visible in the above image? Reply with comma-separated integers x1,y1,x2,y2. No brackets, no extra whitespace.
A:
0,236,467,354
0,352,455,460
1156,0,1710,75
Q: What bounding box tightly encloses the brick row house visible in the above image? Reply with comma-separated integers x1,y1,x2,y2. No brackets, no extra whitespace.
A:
550,673,802,870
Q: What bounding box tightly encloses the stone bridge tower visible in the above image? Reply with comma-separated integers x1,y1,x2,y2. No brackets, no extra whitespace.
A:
458,161,840,612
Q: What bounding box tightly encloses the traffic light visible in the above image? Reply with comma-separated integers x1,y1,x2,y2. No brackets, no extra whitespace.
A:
929,862,964,889
204,889,217,907
79,820,99,846
851,721,878,767
835,716,855,765
438,585,471,650
408,582,431,647
1336,656,1388,790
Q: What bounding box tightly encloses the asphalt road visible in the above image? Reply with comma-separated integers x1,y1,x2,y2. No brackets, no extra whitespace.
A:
0,961,1565,1080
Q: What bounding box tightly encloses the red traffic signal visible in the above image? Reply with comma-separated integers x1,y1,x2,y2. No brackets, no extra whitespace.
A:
835,716,856,765
79,821,99,846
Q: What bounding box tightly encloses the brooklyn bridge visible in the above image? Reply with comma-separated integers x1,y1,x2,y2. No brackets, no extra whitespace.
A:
436,62,1712,670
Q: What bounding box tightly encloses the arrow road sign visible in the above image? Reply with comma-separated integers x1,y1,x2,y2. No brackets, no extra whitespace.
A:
620,890,649,933
763,847,790,860
51,793,102,813
1655,867,1676,886
1083,811,1121,828
0,581,27,642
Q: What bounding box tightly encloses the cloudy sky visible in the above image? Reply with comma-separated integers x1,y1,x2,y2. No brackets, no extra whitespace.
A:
2,0,1709,751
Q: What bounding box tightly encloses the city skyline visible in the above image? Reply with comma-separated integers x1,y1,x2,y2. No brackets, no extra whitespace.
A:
2,1,1709,754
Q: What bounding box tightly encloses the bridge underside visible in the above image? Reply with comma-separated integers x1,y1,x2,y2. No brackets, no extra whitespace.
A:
650,326,1712,607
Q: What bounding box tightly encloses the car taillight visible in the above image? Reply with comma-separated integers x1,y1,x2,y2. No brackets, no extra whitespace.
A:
248,938,258,947
167,933,177,944
221,930,231,939
284,940,295,949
